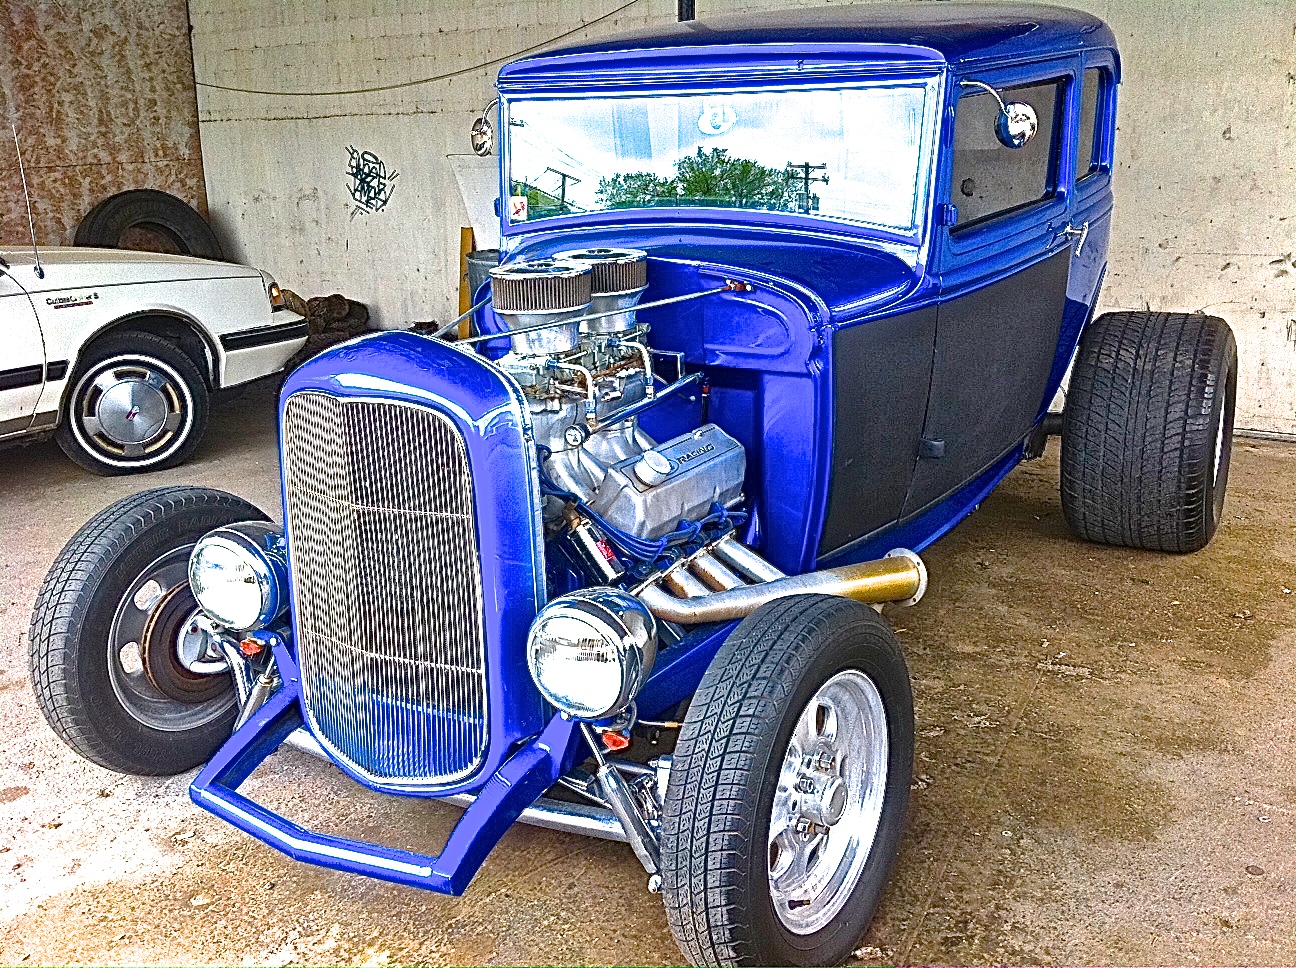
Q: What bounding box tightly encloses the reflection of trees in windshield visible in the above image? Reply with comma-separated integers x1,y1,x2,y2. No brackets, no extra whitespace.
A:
596,148,796,211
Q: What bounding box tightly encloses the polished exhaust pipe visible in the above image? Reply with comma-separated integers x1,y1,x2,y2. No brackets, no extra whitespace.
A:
640,547,926,625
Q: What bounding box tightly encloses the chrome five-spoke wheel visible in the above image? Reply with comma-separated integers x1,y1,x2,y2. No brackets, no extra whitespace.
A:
769,669,889,935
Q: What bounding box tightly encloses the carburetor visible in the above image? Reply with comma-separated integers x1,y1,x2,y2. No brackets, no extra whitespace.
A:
487,249,745,542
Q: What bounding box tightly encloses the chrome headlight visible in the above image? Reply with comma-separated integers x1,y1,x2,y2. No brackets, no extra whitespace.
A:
188,522,289,632
526,588,657,720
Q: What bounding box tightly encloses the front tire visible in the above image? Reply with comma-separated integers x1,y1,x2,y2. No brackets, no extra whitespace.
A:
1061,311,1237,552
661,595,914,967
28,487,267,775
56,331,210,475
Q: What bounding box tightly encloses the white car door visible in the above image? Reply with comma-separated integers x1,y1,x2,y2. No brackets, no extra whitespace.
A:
0,268,45,436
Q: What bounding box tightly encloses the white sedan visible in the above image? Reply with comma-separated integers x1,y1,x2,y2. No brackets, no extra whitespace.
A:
0,248,307,474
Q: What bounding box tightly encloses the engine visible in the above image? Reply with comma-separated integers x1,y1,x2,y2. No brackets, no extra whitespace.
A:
488,250,746,550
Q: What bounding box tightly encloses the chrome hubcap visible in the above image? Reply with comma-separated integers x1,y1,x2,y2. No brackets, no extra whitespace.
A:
71,356,190,465
768,670,889,935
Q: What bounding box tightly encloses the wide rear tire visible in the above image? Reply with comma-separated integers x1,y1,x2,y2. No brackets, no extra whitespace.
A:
1061,311,1237,553
661,595,913,967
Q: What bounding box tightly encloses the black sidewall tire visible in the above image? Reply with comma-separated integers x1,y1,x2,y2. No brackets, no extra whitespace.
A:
1060,312,1238,553
74,189,224,261
29,488,267,775
662,595,914,967
55,331,210,476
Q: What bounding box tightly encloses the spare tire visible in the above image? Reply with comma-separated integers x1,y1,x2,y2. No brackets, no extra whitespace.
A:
75,189,224,260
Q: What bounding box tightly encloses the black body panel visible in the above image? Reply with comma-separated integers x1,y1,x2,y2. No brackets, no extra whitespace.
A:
820,305,937,556
904,248,1070,515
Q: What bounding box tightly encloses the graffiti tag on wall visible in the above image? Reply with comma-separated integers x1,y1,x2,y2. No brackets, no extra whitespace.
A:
346,146,398,214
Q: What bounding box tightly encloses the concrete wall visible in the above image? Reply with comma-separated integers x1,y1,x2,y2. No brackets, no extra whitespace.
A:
189,0,1296,435
0,0,207,246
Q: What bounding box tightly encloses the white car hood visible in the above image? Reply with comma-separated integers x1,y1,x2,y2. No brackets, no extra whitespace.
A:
0,247,261,294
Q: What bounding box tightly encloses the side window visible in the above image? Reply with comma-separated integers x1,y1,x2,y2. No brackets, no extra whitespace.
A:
1076,68,1105,181
949,78,1065,230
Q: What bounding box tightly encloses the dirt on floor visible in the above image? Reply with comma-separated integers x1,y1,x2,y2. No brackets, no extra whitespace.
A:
0,380,1293,966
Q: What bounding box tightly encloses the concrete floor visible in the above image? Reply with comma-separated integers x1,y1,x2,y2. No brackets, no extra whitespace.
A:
0,380,1293,965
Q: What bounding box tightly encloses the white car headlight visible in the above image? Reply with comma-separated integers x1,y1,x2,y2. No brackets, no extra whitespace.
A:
188,522,288,632
526,588,657,720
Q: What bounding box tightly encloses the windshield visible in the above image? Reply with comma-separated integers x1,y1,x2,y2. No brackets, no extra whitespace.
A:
505,81,938,236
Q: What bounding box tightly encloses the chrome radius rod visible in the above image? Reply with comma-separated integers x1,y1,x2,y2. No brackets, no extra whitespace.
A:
456,279,755,347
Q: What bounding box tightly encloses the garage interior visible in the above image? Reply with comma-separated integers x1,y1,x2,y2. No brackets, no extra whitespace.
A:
2,0,1295,964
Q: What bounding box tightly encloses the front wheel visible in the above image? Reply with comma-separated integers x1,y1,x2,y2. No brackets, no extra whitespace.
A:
661,595,914,967
28,486,267,775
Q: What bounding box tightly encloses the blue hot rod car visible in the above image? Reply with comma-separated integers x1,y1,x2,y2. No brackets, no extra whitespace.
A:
30,5,1237,965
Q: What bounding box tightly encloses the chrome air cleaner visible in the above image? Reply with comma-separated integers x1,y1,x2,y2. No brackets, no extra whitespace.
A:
551,248,648,334
489,259,593,355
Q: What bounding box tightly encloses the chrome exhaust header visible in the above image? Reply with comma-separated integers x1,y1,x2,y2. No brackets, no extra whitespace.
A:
639,542,926,625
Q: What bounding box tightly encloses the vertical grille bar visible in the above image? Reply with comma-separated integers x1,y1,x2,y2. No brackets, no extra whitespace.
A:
282,391,488,787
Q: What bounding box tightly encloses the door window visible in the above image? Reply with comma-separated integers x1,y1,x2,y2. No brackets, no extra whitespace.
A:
1076,68,1106,181
949,78,1065,230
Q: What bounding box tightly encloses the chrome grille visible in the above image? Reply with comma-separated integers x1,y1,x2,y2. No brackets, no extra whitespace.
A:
282,391,488,788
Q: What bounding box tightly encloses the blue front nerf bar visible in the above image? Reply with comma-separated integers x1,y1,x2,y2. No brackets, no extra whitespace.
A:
188,645,579,896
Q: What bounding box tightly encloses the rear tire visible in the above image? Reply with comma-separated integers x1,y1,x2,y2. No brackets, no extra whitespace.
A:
1061,311,1237,553
28,487,267,775
661,595,913,967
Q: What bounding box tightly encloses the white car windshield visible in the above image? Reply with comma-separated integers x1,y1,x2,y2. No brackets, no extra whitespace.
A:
505,81,938,235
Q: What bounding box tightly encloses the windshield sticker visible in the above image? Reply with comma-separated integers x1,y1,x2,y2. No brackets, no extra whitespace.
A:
46,292,99,310
697,102,737,136
509,196,529,221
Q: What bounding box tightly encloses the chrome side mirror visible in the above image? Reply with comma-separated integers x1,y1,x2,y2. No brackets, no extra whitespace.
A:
996,102,1038,149
961,80,1039,149
470,115,494,157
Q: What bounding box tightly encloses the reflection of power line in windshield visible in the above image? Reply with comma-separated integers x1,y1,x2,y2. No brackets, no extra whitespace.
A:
513,128,606,185
785,161,829,214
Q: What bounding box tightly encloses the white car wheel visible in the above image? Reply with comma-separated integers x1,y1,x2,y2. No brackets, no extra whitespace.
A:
57,332,210,475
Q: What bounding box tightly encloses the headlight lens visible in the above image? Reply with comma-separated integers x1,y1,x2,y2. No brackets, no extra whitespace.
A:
526,588,657,720
188,522,288,632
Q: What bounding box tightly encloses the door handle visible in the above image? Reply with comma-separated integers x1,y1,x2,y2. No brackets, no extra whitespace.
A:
1059,221,1090,256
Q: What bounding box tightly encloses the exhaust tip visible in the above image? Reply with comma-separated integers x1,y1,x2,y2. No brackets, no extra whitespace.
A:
884,548,927,607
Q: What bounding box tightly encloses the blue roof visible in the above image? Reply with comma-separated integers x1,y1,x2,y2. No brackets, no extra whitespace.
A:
504,4,1115,72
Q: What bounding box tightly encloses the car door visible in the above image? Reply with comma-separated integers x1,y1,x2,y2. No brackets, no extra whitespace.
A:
903,57,1082,517
0,267,46,437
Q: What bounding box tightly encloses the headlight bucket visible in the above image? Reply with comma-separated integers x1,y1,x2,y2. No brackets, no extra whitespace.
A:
188,521,289,632
526,588,657,721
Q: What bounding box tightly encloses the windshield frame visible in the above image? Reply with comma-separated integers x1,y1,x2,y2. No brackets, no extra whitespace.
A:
499,74,944,248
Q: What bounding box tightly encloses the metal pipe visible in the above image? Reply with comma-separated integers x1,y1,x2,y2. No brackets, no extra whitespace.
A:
459,281,750,346
595,371,703,432
690,552,746,591
445,792,629,843
712,533,787,582
640,549,927,625
664,563,712,599
283,725,632,843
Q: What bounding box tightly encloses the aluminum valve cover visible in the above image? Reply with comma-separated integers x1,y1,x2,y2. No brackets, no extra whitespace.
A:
588,423,745,539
